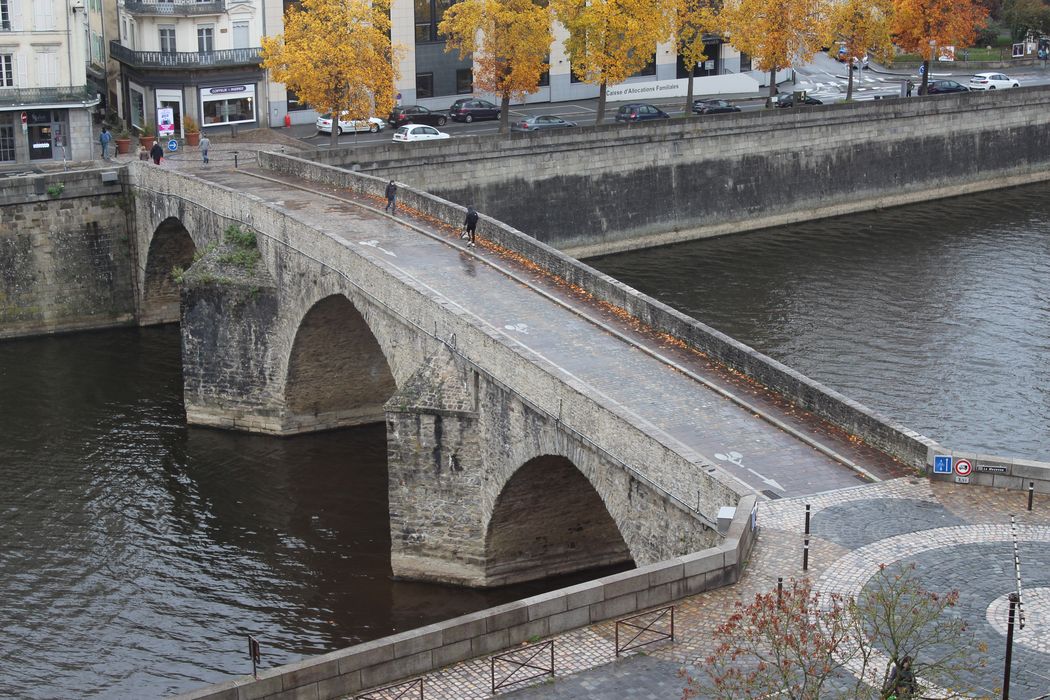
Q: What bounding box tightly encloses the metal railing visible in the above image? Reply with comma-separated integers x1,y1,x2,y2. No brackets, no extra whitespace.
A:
490,640,554,692
0,86,97,107
615,606,674,656
109,41,262,68
123,0,224,14
355,678,423,699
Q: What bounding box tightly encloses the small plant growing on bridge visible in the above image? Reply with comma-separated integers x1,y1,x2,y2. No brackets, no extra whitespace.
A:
217,225,261,272
46,183,64,198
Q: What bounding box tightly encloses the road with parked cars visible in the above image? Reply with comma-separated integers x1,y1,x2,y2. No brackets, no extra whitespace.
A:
288,55,1050,148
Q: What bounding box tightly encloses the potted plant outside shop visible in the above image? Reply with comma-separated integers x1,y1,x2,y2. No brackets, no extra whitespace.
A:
138,124,156,150
184,114,201,147
115,126,132,155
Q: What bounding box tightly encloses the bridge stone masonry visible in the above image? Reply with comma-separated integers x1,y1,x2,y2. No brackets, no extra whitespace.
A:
128,161,740,589
314,85,1050,257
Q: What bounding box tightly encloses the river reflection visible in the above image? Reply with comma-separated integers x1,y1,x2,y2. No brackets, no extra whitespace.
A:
589,182,1050,461
0,326,623,698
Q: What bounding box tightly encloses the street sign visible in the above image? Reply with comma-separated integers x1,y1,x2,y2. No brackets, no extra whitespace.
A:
167,139,178,152
933,455,953,474
954,458,973,477
918,64,926,75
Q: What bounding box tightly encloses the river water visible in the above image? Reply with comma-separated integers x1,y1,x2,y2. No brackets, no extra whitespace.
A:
590,182,1050,461
0,327,620,698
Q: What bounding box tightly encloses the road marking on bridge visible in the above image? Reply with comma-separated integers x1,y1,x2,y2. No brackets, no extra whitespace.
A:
715,450,786,493
357,239,397,257
503,322,530,334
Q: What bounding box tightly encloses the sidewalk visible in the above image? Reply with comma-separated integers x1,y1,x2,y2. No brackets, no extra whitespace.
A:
359,479,1050,698
96,126,309,172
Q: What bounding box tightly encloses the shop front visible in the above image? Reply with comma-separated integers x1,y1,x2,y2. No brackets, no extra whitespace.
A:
200,84,257,128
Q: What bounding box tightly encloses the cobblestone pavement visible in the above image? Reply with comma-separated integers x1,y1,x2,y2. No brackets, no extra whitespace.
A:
353,480,1050,699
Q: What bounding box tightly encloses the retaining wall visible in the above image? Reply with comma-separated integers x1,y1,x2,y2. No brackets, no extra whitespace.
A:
172,495,757,700
309,86,1050,257
0,168,134,338
259,151,937,470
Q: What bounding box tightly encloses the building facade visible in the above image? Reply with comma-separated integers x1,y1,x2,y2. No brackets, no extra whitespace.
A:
0,0,101,164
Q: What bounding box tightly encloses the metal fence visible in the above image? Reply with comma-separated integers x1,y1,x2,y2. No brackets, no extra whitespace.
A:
355,677,423,700
123,0,225,15
490,640,554,692
0,86,97,107
109,41,262,68
615,606,675,656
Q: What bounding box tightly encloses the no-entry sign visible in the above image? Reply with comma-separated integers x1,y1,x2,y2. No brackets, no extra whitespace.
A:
954,459,973,476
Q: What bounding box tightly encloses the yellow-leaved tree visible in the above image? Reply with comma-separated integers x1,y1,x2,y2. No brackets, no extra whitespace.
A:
440,0,552,135
676,0,720,114
262,0,400,147
892,0,987,95
720,0,829,106
551,0,676,124
826,0,895,100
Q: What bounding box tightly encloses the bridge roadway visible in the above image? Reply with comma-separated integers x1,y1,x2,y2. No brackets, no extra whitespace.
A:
198,165,909,498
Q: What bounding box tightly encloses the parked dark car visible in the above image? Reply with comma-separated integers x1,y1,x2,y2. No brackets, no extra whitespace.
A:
449,98,500,122
692,99,741,115
774,93,823,108
614,103,671,123
925,79,970,95
511,115,578,132
388,105,448,127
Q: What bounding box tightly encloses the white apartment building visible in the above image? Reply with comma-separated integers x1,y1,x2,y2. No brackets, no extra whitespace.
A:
0,0,103,163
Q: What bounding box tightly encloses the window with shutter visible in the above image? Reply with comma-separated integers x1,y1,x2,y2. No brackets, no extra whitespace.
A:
34,0,54,30
0,53,12,86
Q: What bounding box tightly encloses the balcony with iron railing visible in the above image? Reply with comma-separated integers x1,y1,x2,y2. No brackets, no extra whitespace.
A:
122,0,225,16
109,41,263,69
0,86,99,107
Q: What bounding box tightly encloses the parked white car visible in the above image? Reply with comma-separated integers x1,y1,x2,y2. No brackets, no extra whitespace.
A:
969,72,1020,90
315,114,385,134
392,124,450,143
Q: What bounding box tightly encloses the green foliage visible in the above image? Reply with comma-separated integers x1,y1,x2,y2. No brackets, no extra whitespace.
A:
171,265,185,284
46,183,64,197
223,224,257,248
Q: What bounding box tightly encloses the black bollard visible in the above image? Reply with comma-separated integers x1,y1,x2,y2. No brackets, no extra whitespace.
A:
803,538,810,571
804,504,811,535
1003,593,1019,700
233,152,239,169
1028,482,1035,512
777,576,783,606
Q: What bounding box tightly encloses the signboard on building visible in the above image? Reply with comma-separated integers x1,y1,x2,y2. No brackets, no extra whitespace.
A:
157,107,175,138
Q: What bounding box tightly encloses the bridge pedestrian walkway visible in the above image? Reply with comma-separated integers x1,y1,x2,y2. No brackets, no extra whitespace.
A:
196,165,909,498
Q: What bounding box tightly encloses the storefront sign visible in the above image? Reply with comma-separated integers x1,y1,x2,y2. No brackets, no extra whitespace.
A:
157,107,175,137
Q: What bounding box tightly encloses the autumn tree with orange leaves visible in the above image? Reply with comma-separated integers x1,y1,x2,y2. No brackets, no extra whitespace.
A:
893,0,988,94
262,0,400,147
676,0,721,113
720,0,829,106
551,0,676,124
826,0,895,100
440,0,552,134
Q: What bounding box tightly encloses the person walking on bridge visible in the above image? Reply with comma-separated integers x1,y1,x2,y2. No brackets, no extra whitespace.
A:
385,180,397,213
463,205,479,247
99,126,111,161
149,141,164,165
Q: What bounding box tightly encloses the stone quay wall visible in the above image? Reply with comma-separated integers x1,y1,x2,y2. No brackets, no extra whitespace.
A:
259,151,937,471
310,86,1050,258
172,495,757,700
0,168,134,338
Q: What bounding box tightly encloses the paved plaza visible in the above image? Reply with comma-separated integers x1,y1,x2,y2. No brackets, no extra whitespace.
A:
358,479,1050,699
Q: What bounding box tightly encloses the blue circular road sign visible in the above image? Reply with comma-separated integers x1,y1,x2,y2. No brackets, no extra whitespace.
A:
167,139,178,152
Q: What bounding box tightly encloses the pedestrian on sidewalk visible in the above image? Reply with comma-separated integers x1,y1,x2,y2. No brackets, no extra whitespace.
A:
883,655,917,699
149,141,164,165
463,205,479,247
100,127,112,160
199,135,211,165
385,180,397,213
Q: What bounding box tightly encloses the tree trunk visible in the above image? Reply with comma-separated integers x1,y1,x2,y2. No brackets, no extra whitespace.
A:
330,120,339,148
920,60,930,95
767,66,777,108
686,72,694,115
596,81,607,124
846,62,854,101
499,92,511,135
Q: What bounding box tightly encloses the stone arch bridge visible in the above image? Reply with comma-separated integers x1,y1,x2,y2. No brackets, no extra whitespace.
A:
124,155,911,588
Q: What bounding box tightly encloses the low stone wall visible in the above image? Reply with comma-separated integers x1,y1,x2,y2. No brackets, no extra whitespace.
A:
172,495,757,700
258,152,936,470
0,168,134,338
926,448,1050,493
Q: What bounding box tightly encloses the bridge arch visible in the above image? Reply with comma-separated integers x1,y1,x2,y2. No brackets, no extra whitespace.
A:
284,293,397,430
483,454,634,586
141,216,196,325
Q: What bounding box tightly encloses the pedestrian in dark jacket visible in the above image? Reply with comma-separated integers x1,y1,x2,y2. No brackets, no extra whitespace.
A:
883,656,917,699
385,180,397,213
149,142,164,165
463,205,479,247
